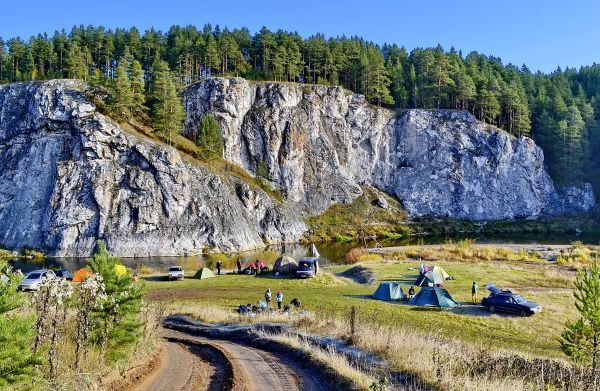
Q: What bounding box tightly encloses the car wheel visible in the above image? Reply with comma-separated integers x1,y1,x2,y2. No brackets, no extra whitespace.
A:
519,311,527,317
489,306,496,313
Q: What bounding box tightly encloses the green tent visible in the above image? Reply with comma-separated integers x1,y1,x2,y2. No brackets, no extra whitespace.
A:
194,267,215,280
373,282,405,301
409,286,460,308
416,269,445,286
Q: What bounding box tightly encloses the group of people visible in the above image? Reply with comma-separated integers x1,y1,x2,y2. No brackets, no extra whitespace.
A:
237,288,302,316
236,259,269,275
213,259,271,276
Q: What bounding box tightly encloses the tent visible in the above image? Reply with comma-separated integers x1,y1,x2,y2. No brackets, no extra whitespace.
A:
194,267,215,280
273,256,297,275
432,266,450,280
114,264,127,276
409,286,460,308
416,267,448,286
73,268,92,283
373,282,405,301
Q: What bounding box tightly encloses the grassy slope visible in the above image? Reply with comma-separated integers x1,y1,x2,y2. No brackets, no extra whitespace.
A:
145,256,576,359
307,188,600,242
120,121,284,202
305,186,410,242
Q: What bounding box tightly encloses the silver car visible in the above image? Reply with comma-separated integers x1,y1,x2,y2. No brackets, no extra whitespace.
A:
167,266,184,280
18,269,56,291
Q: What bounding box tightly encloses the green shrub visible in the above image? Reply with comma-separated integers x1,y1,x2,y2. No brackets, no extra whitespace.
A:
381,231,404,240
21,248,44,261
334,234,354,242
357,253,383,262
0,249,12,262
205,253,235,269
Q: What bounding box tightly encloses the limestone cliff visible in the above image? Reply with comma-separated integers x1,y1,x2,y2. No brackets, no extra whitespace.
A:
0,80,305,256
183,77,595,220
0,78,595,257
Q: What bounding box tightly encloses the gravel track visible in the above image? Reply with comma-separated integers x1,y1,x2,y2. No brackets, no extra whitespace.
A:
135,329,324,391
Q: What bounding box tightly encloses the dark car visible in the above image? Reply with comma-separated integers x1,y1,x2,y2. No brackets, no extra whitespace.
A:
296,257,319,278
481,284,542,316
55,269,73,281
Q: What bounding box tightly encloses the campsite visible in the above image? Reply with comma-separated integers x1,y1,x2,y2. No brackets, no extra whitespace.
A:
144,247,578,359
2,240,596,390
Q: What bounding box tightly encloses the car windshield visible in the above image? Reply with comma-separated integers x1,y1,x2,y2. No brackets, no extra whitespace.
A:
169,267,182,271
513,295,527,304
26,273,41,279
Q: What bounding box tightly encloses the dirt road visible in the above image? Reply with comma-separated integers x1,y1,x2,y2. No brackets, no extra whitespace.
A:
134,329,325,391
134,338,209,391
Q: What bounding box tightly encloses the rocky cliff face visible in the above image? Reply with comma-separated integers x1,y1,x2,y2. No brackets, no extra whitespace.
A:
0,80,305,256
0,78,595,256
184,77,595,220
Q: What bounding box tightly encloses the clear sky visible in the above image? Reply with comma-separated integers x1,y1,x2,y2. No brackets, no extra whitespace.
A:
2,0,599,73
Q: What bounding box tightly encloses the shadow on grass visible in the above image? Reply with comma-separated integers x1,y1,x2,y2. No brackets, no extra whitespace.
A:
141,275,169,282
450,304,516,318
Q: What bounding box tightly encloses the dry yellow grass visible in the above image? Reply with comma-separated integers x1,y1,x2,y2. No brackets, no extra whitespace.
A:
172,303,588,391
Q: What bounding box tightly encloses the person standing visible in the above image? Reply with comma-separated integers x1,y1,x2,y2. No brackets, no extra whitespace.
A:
276,290,284,310
237,259,242,274
216,260,222,275
408,286,415,299
265,288,272,308
471,281,479,304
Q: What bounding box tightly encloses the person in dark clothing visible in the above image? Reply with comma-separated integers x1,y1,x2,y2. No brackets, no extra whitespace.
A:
408,286,415,299
276,290,284,310
290,297,301,309
216,260,222,275
237,259,242,274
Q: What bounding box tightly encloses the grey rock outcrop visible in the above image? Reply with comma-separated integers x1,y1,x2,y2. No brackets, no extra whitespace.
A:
0,80,305,256
184,77,595,220
0,77,596,257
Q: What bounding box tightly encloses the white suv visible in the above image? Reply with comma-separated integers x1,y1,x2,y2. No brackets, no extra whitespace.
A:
167,266,184,280
18,269,56,291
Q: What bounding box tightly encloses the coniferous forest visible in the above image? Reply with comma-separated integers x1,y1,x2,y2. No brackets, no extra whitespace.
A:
1,24,599,190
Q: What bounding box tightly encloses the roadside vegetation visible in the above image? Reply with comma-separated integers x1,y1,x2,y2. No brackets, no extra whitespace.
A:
0,244,159,390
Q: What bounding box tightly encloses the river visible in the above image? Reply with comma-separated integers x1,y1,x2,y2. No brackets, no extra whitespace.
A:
9,232,599,274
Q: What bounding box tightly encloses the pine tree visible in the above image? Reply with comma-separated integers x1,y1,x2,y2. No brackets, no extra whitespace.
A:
149,59,185,145
476,88,500,124
129,59,146,116
560,258,600,376
0,261,40,386
365,47,393,106
88,242,144,363
110,62,133,120
66,41,88,80
196,113,223,159
455,69,476,110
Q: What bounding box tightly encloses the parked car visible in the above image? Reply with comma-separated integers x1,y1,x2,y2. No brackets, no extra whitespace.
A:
482,284,542,316
296,257,318,278
54,269,73,281
167,266,185,280
18,269,56,291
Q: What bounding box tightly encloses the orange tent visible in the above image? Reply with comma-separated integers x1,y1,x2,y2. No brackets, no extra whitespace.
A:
72,268,92,283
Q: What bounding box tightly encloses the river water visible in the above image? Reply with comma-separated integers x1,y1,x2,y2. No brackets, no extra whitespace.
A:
9,232,599,274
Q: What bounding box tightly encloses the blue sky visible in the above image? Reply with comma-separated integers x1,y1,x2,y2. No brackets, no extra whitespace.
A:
2,0,599,72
